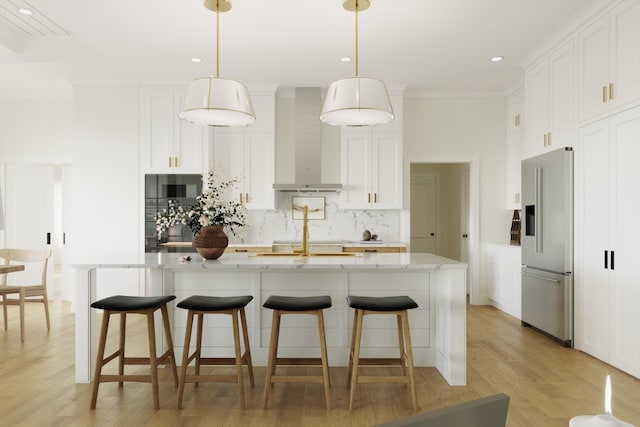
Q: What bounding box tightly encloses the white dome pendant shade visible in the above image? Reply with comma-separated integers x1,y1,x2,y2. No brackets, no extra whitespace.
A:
320,76,394,126
179,76,255,127
320,0,394,127
179,0,255,127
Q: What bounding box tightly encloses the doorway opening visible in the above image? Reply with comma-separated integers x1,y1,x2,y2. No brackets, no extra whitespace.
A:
406,160,477,301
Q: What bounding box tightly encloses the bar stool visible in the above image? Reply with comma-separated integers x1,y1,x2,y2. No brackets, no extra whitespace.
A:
175,295,255,410
90,295,179,410
262,295,332,409
346,295,419,411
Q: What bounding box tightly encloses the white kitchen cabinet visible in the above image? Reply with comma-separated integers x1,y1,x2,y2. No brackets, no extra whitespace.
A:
505,131,524,210
210,92,275,210
525,38,575,158
575,105,640,379
211,131,275,210
577,0,640,123
505,88,525,210
485,243,522,319
340,129,402,210
140,87,208,173
506,88,525,136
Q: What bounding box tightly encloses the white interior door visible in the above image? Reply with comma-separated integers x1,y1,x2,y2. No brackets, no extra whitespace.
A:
410,174,437,253
4,163,55,292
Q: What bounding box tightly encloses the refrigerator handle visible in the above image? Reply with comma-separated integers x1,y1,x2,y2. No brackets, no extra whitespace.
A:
604,250,608,269
535,167,543,253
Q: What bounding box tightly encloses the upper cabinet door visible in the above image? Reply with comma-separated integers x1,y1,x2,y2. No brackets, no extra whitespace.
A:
340,129,402,210
610,0,640,113
578,14,610,122
578,0,640,123
340,132,372,210
140,87,207,174
372,134,403,209
525,38,575,158
526,57,550,157
506,88,525,136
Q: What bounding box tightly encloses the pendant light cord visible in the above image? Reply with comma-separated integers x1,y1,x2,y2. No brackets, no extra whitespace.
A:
216,0,220,78
355,0,359,77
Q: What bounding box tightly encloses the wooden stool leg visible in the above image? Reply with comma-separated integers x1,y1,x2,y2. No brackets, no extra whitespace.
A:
347,308,358,388
118,313,126,388
177,310,195,410
231,309,246,410
401,311,419,411
146,309,160,410
317,309,331,409
160,304,179,386
263,310,281,409
90,311,111,409
239,307,255,387
349,309,364,410
396,313,407,377
194,313,204,387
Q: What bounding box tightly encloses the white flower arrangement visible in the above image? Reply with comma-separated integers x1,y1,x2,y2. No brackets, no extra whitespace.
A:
155,168,248,240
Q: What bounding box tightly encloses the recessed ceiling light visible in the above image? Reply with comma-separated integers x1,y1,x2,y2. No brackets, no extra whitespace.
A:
190,57,202,63
340,57,352,63
18,8,33,15
491,56,504,62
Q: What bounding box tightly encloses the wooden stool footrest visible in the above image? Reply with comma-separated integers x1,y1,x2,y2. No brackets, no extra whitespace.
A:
98,374,153,383
270,375,326,384
274,357,323,366
357,375,411,384
184,374,239,383
196,354,251,366
355,357,403,366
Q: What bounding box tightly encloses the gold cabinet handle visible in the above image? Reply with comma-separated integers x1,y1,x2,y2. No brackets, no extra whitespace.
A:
609,83,614,100
174,157,179,168
547,132,551,147
603,86,608,103
240,193,243,203
169,157,173,167
374,193,378,203
543,133,548,147
367,193,371,203
245,193,250,203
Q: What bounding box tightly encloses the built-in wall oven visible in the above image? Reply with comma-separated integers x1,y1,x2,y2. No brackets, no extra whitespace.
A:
145,174,202,252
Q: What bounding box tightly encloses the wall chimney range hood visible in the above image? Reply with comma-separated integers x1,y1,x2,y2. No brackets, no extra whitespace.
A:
273,87,342,192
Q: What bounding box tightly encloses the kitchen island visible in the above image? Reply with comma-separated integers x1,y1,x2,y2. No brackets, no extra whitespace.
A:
74,252,466,386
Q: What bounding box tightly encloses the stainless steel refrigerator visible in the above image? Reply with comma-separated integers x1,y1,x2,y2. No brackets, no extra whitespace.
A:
521,147,573,347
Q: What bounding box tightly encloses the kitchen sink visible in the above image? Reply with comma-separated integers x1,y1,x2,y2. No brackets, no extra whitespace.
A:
253,252,360,257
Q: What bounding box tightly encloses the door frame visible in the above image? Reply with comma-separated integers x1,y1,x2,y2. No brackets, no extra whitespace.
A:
403,155,480,304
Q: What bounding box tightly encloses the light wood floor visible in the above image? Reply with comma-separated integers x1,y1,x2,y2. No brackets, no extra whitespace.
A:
1,300,639,426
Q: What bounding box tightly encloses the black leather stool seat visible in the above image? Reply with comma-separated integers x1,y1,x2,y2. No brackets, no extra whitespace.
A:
177,295,253,312
347,295,418,311
263,295,332,311
90,295,176,311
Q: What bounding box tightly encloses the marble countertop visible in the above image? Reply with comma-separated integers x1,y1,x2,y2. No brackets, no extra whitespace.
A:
74,252,465,270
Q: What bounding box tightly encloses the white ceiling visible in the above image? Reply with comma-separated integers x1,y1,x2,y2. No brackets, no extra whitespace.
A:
0,0,609,96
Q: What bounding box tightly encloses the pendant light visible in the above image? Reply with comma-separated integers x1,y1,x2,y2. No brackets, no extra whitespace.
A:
180,0,255,127
320,0,394,127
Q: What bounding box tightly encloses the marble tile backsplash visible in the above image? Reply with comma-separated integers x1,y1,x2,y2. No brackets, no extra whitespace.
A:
230,192,401,244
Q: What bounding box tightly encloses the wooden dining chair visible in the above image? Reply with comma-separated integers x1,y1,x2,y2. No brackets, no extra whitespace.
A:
0,248,52,342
